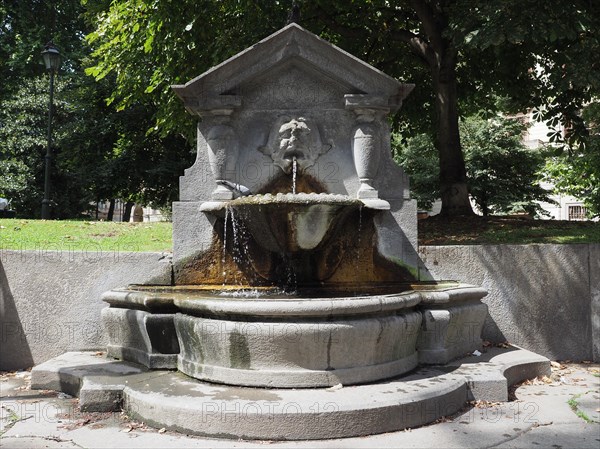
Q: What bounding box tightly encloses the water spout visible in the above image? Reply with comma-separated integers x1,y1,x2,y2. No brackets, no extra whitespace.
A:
292,156,297,194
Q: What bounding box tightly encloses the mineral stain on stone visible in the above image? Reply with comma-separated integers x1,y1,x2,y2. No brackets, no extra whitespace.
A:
229,330,251,369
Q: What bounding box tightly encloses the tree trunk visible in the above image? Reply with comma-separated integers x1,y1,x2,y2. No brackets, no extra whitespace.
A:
122,201,134,222
107,199,115,222
433,58,474,216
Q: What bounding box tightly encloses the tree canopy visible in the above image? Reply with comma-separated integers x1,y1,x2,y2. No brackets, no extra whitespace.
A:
0,0,194,218
83,0,599,216
394,114,553,216
1,0,598,219
544,102,600,217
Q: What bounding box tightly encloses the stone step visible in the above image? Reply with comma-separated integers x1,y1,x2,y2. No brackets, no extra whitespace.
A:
30,347,549,440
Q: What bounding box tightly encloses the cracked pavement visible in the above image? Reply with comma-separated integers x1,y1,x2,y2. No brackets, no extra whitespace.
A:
1,363,598,449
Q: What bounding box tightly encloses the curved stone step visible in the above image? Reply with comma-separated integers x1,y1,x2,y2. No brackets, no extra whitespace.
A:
30,346,550,440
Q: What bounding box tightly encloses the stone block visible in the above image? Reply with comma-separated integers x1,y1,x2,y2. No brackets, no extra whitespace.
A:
0,251,172,370
174,293,423,388
419,244,594,361
102,308,179,369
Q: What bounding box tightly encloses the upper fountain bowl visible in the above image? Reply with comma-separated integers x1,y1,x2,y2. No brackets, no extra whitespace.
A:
202,192,362,254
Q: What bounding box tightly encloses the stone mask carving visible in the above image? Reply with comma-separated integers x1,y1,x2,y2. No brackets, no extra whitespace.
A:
260,117,331,174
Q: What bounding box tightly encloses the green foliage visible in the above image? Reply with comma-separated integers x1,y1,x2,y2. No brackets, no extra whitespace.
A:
451,0,600,148
543,102,600,217
3,0,597,219
0,76,59,216
0,0,90,99
0,0,194,218
394,115,553,216
0,159,29,204
461,115,553,216
83,0,289,140
392,133,440,210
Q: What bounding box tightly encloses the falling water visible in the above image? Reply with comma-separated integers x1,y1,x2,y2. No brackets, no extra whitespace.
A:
292,157,297,194
230,207,242,285
222,206,230,284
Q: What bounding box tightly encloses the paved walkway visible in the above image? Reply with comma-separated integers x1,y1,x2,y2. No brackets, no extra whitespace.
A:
1,362,598,449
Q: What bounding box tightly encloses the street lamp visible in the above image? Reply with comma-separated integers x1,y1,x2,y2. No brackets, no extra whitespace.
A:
41,41,61,219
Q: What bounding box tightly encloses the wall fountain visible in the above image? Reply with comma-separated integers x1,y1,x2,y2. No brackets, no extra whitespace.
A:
31,24,550,440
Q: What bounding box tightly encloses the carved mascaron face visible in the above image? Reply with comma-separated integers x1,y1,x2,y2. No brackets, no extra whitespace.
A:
260,117,330,174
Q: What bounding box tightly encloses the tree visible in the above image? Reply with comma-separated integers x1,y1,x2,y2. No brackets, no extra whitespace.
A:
83,0,598,217
0,0,194,218
394,115,553,216
543,101,600,217
0,75,106,217
461,115,552,217
392,133,439,210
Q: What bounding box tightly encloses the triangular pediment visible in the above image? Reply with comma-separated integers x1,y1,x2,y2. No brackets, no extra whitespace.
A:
172,23,413,113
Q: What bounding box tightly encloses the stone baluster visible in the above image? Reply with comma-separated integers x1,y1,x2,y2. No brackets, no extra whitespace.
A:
345,95,390,210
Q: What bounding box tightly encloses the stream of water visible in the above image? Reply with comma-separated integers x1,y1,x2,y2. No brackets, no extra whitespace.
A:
292,156,297,194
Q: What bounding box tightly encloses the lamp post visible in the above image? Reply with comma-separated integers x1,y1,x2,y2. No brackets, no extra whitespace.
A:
41,42,61,219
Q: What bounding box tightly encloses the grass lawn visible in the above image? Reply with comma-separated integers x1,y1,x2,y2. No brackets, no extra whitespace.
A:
419,215,600,245
1,216,598,252
0,219,172,252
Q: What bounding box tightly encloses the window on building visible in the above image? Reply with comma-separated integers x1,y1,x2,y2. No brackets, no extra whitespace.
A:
568,205,587,221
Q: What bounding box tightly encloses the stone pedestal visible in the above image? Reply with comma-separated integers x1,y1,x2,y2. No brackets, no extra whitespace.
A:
101,288,179,369
417,286,488,364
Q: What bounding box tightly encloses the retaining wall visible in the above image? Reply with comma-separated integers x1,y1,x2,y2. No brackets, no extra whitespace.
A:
0,250,172,370
419,244,599,363
1,244,598,370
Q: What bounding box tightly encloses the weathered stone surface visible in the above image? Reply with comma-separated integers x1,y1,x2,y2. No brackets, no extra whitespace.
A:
591,243,600,362
30,351,147,397
0,251,172,370
29,348,550,440
418,302,489,364
4,245,596,371
171,23,417,274
419,245,594,361
102,308,178,369
175,311,421,388
172,201,215,271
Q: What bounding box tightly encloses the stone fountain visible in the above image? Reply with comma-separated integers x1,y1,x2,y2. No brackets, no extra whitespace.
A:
31,24,550,440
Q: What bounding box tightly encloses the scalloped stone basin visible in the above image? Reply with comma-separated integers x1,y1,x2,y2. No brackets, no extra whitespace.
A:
210,193,362,253
101,282,489,388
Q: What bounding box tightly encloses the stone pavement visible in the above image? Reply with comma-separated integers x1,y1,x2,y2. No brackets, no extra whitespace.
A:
1,362,599,449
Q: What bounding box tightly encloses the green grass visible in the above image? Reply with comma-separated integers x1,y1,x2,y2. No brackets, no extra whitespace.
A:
0,406,22,436
476,224,600,244
0,219,173,252
419,216,600,245
1,217,599,251
567,393,594,423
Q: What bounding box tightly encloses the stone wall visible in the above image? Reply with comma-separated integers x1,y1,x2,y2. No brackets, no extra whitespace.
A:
1,245,598,370
0,250,172,370
419,244,599,362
